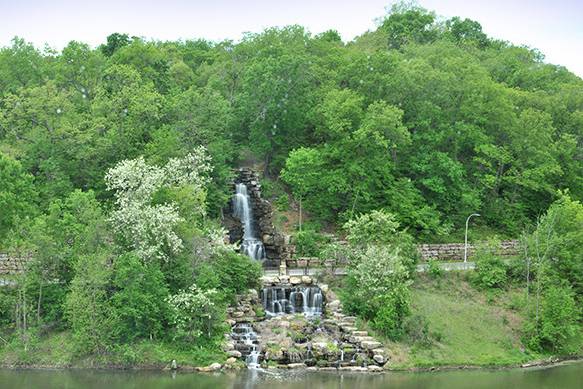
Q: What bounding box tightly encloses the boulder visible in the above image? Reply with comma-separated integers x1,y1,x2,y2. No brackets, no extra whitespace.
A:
373,354,385,364
319,284,329,293
227,350,242,358
290,276,302,285
361,341,382,350
287,363,307,369
301,276,312,284
368,365,383,372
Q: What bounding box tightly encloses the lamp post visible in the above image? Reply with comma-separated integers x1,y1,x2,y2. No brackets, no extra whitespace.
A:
464,213,480,263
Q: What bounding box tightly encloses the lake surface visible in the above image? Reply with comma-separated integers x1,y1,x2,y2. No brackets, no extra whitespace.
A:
1,361,582,389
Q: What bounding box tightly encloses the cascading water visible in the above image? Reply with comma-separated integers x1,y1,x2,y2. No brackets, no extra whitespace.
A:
232,183,266,261
261,286,324,317
231,323,261,369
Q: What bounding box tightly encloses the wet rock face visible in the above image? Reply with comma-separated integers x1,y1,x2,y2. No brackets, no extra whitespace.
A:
223,168,286,269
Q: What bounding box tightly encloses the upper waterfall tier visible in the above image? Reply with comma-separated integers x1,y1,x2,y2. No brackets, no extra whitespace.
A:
232,182,266,261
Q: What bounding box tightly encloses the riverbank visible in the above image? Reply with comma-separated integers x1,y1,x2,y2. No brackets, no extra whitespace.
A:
2,273,581,373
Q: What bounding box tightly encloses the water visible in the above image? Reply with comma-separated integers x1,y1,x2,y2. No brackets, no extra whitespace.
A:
230,323,261,369
1,361,582,388
261,286,323,317
232,183,266,261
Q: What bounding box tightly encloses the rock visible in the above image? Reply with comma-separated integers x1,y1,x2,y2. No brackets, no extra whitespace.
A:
352,331,368,337
373,355,385,364
232,311,244,318
319,284,329,293
319,367,338,371
339,366,368,372
226,319,236,326
368,365,383,372
247,289,259,300
372,348,385,356
280,320,290,328
222,342,235,351
301,276,312,284
227,350,242,358
327,300,341,311
290,276,301,285
225,357,237,365
307,366,318,372
261,276,279,285
361,341,382,350
197,363,222,372
287,363,307,369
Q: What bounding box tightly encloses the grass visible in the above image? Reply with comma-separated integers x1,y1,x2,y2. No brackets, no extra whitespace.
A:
0,331,225,369
355,272,551,369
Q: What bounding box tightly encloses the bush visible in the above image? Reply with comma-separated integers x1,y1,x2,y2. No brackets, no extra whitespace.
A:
166,284,226,343
195,249,261,303
275,193,290,211
371,288,411,339
472,240,508,289
427,259,443,279
523,281,581,353
111,253,169,342
293,229,328,257
342,244,412,340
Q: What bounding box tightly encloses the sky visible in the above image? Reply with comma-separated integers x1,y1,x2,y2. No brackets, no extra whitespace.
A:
1,0,582,77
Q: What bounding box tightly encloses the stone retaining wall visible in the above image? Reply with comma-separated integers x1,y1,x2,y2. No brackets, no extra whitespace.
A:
417,240,519,261
0,253,29,275
286,240,520,268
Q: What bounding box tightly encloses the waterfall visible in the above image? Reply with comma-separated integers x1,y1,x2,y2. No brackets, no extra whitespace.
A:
231,323,261,369
261,286,324,317
232,183,266,261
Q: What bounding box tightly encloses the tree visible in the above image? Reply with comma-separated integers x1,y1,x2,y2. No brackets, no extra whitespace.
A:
100,33,131,57
380,3,438,50
111,253,169,342
65,252,116,355
0,153,37,244
105,148,211,262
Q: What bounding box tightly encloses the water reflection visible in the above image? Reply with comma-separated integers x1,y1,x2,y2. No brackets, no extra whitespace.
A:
0,361,582,389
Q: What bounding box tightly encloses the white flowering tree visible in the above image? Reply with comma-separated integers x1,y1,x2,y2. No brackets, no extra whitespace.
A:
105,146,212,262
166,284,224,340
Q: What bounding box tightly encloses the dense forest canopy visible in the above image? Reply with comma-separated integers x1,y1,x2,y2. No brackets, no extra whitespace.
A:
1,2,582,244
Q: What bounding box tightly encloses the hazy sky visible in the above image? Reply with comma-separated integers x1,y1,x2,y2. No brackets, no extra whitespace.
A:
1,0,582,77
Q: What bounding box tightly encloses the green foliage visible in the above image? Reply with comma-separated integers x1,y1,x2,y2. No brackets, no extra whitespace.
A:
65,253,116,355
0,153,37,244
472,240,509,289
194,249,262,303
293,229,328,257
427,259,443,279
111,253,169,342
523,281,581,354
343,210,418,272
343,244,412,340
166,284,226,343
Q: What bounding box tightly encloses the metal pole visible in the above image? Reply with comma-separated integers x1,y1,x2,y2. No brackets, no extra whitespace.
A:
464,213,481,263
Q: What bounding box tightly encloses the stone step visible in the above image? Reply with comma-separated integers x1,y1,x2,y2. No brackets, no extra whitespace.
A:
351,331,368,337
361,340,383,350
350,336,375,343
340,326,357,333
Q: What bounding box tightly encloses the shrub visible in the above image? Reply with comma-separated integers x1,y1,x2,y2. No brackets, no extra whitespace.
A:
195,249,261,303
275,193,290,211
293,229,328,257
472,240,508,289
166,284,226,343
111,253,169,342
427,259,443,279
342,244,412,340
523,281,581,353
